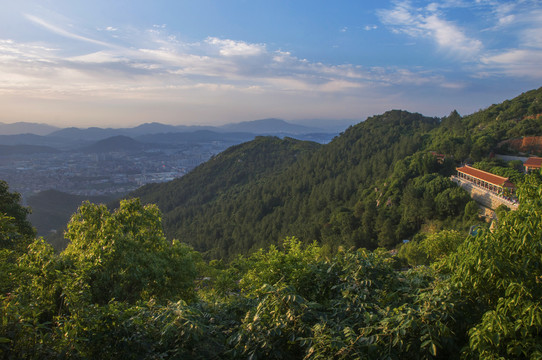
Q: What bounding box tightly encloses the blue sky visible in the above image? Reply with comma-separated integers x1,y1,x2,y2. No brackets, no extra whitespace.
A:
0,0,541,129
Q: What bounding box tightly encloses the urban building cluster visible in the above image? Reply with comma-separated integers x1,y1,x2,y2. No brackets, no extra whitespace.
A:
0,143,228,201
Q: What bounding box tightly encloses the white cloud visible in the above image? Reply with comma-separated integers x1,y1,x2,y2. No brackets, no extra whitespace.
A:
376,0,542,80
481,49,542,78
518,10,542,47
377,1,482,58
497,14,515,26
319,79,363,92
422,14,482,56
494,2,517,27
523,27,542,48
379,2,419,34
205,37,266,57
4,10,478,98
476,6,542,78
0,26,455,102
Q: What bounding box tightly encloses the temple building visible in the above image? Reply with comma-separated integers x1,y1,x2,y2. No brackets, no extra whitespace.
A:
524,156,542,173
455,165,515,195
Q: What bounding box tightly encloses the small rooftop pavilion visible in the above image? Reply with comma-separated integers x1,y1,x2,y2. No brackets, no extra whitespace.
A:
524,156,542,173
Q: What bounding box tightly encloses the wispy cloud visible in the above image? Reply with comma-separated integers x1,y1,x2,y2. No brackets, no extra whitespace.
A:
425,14,482,56
377,1,482,59
481,49,542,78
491,2,517,28
2,13,469,127
478,5,542,77
377,1,542,79
25,14,115,48
0,14,457,102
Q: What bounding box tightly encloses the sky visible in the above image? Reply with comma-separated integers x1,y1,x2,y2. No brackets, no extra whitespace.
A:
0,0,541,129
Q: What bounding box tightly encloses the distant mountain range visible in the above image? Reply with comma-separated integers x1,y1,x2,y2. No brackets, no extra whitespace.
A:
218,118,318,134
1,118,331,138
0,118,338,151
0,134,73,148
0,122,60,136
80,135,148,153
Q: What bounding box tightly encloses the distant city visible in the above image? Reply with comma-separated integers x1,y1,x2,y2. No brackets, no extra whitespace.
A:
1,143,222,200
0,118,339,201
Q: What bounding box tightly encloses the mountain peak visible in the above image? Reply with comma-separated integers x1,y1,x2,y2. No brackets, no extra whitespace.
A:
82,135,145,153
219,118,322,134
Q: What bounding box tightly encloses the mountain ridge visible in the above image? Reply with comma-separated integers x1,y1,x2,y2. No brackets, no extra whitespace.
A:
3,118,332,139
81,135,147,153
218,118,322,134
0,121,60,136
127,86,542,259
130,110,441,258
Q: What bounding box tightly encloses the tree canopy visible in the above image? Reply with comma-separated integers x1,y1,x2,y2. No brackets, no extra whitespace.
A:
2,173,542,358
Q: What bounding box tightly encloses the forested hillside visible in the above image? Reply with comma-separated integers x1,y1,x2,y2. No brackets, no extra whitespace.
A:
133,111,442,257
2,170,542,358
130,86,542,259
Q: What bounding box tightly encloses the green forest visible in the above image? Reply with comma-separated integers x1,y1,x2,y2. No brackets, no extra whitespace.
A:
131,87,542,259
2,87,542,358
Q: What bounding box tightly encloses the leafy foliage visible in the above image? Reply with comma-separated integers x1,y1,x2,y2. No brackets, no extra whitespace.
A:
439,172,542,359
398,230,466,266
0,180,35,251
63,199,199,305
1,199,200,358
2,176,542,358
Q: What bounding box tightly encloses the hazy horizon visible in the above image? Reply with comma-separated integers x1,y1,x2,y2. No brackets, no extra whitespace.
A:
0,117,358,134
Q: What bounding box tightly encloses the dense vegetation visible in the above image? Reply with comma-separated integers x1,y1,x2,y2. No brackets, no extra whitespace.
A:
132,86,542,259
131,135,323,257
1,172,542,358
2,86,542,358
134,111,445,258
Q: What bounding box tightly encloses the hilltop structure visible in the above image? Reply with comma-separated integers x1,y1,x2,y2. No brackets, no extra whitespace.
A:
455,165,515,195
452,165,518,211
